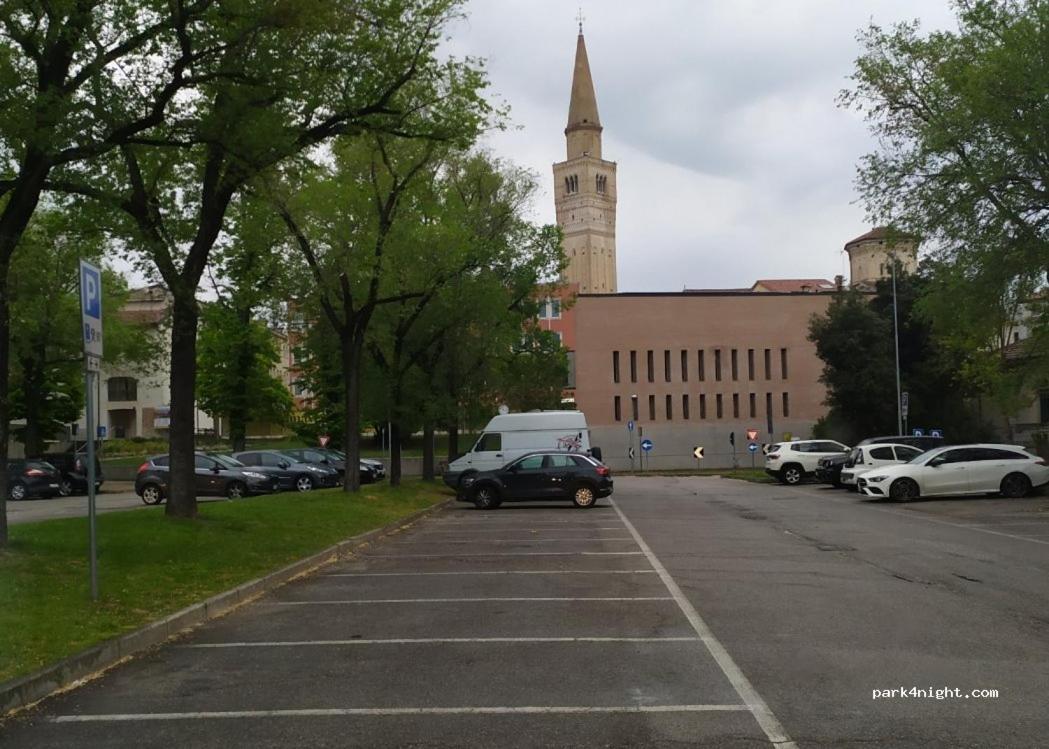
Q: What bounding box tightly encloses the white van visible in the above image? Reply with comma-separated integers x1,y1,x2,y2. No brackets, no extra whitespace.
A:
443,411,598,488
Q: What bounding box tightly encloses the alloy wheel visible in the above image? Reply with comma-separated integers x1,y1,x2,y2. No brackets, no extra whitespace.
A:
573,486,595,508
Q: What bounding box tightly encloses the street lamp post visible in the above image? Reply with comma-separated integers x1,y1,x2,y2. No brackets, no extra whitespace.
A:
891,256,903,435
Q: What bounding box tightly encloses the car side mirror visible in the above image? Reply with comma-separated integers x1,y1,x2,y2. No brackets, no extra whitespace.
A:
281,462,290,469
928,457,944,468
507,464,518,473
211,466,221,473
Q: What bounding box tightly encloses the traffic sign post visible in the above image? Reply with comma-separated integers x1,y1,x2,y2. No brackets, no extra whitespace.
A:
901,392,909,435
912,428,924,437
747,442,759,467
930,429,943,438
693,446,704,460
79,259,103,602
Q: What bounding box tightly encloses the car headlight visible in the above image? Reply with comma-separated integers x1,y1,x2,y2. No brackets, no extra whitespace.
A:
306,465,324,472
866,475,888,483
243,471,267,479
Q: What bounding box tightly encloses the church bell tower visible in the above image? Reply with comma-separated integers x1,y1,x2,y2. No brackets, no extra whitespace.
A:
553,25,618,293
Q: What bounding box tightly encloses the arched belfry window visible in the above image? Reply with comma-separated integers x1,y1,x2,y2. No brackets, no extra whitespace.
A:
596,174,607,193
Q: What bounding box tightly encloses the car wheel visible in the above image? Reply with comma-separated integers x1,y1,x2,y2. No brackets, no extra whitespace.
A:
572,484,596,508
889,478,919,502
10,482,27,501
295,475,314,492
473,485,501,510
58,478,75,497
1000,472,1032,499
780,464,803,485
458,470,477,488
140,483,163,505
227,481,247,499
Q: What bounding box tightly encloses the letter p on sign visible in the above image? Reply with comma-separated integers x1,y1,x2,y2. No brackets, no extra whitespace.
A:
79,259,103,360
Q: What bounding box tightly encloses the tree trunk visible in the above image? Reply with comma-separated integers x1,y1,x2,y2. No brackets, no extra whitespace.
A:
166,291,200,518
447,422,459,462
422,422,435,481
390,420,402,487
341,330,362,493
0,254,11,546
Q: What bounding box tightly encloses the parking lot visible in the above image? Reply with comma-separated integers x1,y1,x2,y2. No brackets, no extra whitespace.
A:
3,475,1048,748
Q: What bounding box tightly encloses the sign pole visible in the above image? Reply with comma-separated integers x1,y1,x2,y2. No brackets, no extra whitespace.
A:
79,259,103,602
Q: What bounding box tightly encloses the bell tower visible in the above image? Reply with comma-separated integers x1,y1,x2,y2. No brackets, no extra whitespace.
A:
553,25,618,293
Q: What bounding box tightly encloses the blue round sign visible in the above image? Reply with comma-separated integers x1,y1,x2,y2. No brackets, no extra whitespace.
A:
640,438,653,452
747,442,759,453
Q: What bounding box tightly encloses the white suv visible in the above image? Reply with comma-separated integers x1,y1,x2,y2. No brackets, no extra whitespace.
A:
765,440,849,485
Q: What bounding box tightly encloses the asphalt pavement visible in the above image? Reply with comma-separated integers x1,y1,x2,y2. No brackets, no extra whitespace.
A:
3,476,1048,747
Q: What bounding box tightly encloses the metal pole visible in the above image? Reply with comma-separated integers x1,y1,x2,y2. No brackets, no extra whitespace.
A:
85,367,98,601
891,257,903,435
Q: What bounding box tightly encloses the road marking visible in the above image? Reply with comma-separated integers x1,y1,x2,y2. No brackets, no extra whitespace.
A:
182,636,701,648
269,597,674,605
788,485,1049,548
323,570,659,577
417,527,627,533
52,704,750,722
393,537,635,543
361,551,645,558
611,499,798,749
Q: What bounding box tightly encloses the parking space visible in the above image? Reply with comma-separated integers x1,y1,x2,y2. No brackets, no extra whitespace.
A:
1,498,792,748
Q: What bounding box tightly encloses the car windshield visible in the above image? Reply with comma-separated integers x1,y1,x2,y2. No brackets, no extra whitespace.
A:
907,448,940,464
208,453,245,469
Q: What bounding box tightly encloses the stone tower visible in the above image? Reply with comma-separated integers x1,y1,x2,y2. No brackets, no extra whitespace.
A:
553,29,618,293
844,227,919,288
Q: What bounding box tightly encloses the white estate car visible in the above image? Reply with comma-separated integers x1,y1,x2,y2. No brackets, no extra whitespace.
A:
857,444,1049,501
840,443,925,488
765,440,850,485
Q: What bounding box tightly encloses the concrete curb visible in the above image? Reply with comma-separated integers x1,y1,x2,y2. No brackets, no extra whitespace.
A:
0,496,453,717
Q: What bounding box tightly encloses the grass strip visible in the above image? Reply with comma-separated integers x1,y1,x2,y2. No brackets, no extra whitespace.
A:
0,480,449,684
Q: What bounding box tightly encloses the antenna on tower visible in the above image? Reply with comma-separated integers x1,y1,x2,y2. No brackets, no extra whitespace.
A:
576,7,585,34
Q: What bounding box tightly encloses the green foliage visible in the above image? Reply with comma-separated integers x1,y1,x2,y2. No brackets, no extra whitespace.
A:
842,0,1049,421
196,304,293,442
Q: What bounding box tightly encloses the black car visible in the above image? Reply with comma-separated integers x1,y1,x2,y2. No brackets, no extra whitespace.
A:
7,460,62,500
135,453,281,504
41,451,104,496
460,451,613,510
233,450,340,491
281,448,382,484
815,454,849,486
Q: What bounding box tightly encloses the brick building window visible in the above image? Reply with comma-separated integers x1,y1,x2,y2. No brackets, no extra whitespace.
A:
766,392,773,420
631,394,639,421
733,393,740,418
764,349,772,380
782,392,790,418
698,351,706,381
714,350,722,381
716,394,724,418
612,351,620,383
682,394,690,420
780,348,789,379
665,394,673,420
699,394,707,419
630,351,637,383
664,350,671,382
747,349,755,380
107,377,138,402
731,349,738,381
614,396,621,422
648,394,656,420
749,393,756,418
680,350,689,382
647,350,654,383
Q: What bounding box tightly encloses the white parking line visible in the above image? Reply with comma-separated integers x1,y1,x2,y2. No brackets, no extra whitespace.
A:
361,551,645,558
269,597,674,605
183,636,701,648
323,570,659,577
416,527,627,533
393,537,635,543
611,499,797,749
52,704,751,722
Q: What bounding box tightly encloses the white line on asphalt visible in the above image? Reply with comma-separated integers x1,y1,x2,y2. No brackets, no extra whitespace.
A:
269,597,674,605
611,499,798,749
416,527,627,533
393,537,636,543
790,486,1049,548
182,636,701,647
323,570,659,577
52,704,750,722
361,551,645,557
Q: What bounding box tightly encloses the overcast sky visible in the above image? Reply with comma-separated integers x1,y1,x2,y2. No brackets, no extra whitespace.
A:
447,0,958,291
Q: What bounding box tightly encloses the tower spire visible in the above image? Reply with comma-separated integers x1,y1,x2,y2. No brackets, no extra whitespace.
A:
565,27,602,159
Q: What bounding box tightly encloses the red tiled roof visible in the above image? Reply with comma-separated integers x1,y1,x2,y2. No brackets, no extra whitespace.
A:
750,279,837,293
845,226,917,247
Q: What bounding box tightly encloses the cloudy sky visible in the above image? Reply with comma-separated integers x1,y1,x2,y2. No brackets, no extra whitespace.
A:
447,1,958,291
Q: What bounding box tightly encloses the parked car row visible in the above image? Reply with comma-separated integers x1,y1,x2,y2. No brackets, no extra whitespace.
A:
6,453,104,501
765,434,1049,501
134,449,385,504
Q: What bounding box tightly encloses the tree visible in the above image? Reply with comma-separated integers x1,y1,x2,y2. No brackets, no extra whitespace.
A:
50,0,490,516
0,0,219,543
842,0,1049,423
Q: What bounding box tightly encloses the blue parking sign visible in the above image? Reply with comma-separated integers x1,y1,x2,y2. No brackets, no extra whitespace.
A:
79,259,103,359
912,428,924,437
